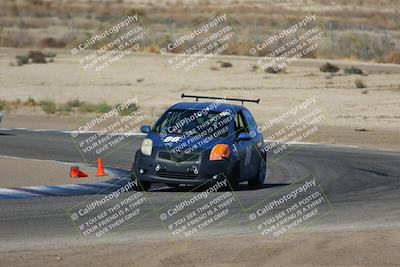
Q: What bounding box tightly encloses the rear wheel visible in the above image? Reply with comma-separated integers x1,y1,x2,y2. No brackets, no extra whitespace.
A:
248,156,266,188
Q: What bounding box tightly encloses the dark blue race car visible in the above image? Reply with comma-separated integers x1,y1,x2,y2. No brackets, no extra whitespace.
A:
131,94,267,191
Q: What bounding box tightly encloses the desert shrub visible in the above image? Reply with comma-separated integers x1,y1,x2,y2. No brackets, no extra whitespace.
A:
355,79,367,88
44,52,56,58
332,33,387,61
344,66,364,75
264,66,286,73
0,100,6,111
15,55,29,66
250,64,259,72
78,102,112,113
66,99,85,108
59,99,85,113
2,1,400,62
14,51,56,66
28,51,47,63
320,62,340,73
220,61,233,68
40,100,57,114
78,102,97,113
302,47,318,58
56,104,73,114
24,97,37,106
118,103,139,116
96,102,112,113
34,99,115,114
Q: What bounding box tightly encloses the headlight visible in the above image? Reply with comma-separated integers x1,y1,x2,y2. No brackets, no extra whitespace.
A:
141,138,153,156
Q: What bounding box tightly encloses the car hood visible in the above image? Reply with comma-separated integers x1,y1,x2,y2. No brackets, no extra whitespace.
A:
147,132,230,152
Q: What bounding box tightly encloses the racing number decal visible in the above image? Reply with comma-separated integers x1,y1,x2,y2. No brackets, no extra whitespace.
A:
164,136,181,143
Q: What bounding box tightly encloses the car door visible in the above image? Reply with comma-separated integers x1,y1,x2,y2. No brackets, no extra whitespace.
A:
242,109,263,178
233,111,253,181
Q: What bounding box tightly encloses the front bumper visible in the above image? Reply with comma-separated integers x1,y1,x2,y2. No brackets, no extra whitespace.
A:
133,150,235,185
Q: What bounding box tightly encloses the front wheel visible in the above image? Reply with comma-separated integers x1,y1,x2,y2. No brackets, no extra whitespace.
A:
133,180,151,191
226,163,240,190
130,158,151,191
248,157,266,188
167,183,180,189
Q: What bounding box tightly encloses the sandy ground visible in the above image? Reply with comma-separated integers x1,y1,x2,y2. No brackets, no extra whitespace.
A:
0,228,399,267
0,156,110,187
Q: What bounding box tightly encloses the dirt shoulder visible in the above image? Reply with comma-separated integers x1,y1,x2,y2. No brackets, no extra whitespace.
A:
1,228,399,267
0,156,110,187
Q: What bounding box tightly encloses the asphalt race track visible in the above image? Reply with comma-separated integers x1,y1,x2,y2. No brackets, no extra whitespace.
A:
0,129,399,247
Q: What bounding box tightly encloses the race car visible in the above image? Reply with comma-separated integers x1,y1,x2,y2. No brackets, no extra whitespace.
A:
131,94,267,191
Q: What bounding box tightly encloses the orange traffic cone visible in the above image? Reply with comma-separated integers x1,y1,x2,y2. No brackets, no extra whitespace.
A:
78,170,88,177
70,166,88,178
96,158,106,176
70,166,79,178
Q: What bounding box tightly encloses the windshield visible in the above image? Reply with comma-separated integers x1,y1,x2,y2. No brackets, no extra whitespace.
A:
153,109,233,137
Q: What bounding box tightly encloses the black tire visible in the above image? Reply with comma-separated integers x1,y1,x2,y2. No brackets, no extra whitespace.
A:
227,163,240,190
130,158,151,191
133,180,151,191
167,183,180,189
248,156,266,188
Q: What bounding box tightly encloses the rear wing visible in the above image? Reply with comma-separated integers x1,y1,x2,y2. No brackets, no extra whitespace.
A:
181,94,260,106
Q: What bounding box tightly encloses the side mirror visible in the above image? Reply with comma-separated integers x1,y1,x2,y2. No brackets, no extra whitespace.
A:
237,132,251,141
140,125,151,134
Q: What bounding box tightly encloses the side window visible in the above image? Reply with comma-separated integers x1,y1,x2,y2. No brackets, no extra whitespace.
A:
234,112,248,136
242,110,257,132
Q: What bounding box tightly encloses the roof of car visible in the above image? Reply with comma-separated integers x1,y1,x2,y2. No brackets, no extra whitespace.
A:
169,102,247,113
